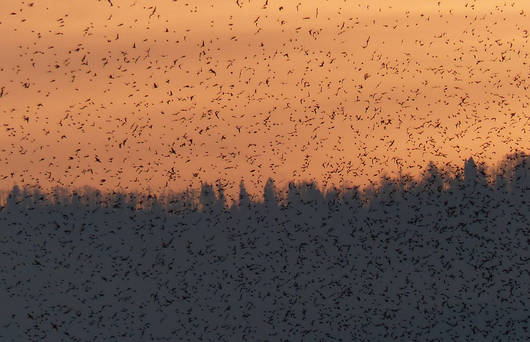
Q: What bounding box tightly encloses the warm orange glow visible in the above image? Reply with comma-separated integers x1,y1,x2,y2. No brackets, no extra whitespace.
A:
0,0,528,201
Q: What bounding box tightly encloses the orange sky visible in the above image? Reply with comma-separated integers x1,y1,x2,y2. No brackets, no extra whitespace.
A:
0,0,528,201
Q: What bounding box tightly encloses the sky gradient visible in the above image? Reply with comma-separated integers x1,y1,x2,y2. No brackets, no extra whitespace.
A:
0,0,528,200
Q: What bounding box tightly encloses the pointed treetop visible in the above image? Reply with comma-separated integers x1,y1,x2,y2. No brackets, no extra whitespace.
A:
239,179,250,208
464,157,478,182
263,178,277,206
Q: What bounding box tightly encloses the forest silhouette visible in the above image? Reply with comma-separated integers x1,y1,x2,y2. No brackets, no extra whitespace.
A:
0,152,528,341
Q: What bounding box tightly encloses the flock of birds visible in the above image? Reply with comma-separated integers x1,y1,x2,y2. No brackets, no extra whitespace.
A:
0,153,528,340
0,1,528,340
0,0,528,197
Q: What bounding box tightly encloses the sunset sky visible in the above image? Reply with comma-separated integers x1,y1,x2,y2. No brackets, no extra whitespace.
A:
0,0,528,200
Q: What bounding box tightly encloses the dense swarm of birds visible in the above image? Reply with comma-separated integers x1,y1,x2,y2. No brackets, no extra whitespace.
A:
0,1,528,340
0,0,528,194
0,153,528,341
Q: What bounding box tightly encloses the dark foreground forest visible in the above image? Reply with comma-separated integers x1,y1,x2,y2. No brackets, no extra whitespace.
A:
0,153,528,341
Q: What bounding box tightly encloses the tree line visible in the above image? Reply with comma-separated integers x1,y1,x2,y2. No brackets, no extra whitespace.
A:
0,152,527,341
